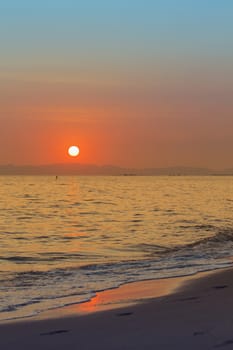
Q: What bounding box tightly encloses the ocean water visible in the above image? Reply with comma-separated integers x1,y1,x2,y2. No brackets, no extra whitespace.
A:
0,175,232,321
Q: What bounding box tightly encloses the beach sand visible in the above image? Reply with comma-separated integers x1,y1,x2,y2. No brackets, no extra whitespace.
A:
1,267,233,349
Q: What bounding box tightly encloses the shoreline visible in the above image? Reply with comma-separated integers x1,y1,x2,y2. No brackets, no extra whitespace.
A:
2,267,233,348
33,267,222,322
0,267,224,325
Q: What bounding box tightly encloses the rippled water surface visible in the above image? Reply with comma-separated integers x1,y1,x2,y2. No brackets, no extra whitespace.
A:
0,176,232,321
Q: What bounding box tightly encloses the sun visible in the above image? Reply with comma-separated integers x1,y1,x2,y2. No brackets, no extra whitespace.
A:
68,145,80,157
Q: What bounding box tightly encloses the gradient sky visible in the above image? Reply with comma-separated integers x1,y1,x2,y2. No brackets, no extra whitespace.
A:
0,0,233,169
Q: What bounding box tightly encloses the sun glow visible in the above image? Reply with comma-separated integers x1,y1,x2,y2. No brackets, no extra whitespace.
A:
68,145,80,157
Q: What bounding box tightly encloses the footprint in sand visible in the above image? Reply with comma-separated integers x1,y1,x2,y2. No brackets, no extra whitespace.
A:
176,296,200,302
116,312,133,317
214,339,233,348
193,331,206,336
40,329,70,336
212,285,228,290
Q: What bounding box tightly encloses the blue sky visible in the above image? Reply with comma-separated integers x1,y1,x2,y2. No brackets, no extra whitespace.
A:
1,0,232,66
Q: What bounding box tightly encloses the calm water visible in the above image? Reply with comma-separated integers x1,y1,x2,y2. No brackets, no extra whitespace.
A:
0,176,232,321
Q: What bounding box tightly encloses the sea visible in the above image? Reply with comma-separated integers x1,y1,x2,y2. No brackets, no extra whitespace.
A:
0,175,232,322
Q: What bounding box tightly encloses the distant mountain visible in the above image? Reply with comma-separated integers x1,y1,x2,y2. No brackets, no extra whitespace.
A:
0,163,125,176
0,163,232,176
221,168,233,175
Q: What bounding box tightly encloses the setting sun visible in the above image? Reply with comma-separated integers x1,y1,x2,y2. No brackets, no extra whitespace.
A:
68,145,80,157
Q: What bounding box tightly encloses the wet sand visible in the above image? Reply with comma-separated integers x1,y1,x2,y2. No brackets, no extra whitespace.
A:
1,267,233,349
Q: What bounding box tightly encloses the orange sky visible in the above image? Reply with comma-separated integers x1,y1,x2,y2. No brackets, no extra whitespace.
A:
0,1,233,170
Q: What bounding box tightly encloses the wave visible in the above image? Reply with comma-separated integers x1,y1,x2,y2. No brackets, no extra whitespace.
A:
174,227,233,250
134,227,233,258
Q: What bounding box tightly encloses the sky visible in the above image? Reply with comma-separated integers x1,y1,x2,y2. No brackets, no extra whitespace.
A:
0,0,233,169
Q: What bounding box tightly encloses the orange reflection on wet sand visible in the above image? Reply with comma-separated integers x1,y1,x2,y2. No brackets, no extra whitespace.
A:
72,276,194,314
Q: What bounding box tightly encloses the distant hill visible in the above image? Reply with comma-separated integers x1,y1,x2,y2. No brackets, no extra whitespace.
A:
0,163,232,176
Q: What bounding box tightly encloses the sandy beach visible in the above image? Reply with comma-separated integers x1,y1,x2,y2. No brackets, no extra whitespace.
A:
1,267,233,349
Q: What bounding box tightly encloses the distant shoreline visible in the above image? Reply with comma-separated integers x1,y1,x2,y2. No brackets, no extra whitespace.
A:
0,164,232,176
0,173,233,177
